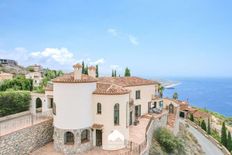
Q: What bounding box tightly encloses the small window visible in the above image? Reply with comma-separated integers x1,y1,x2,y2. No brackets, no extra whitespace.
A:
81,129,90,143
97,103,101,114
53,102,56,115
135,90,141,99
64,132,74,145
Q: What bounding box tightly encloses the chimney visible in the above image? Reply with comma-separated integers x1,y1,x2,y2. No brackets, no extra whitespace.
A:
88,66,96,78
73,63,82,80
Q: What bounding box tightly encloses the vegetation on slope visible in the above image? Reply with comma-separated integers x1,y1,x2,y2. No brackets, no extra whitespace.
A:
0,91,31,117
0,75,33,91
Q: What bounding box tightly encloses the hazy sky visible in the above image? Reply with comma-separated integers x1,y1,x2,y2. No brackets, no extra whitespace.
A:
0,0,232,77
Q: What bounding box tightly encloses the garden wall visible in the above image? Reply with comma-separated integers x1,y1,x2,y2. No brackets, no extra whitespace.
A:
0,119,53,155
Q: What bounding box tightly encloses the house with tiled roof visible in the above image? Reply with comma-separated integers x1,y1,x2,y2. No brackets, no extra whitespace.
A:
31,63,176,154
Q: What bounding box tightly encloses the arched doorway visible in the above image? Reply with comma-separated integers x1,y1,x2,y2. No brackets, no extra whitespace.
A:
169,104,174,114
36,98,42,113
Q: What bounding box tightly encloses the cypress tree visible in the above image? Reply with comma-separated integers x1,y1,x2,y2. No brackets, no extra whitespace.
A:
85,65,88,75
124,67,131,77
114,70,117,77
96,65,99,77
207,118,211,135
82,61,85,74
112,70,114,77
201,120,207,131
227,132,232,151
221,121,227,147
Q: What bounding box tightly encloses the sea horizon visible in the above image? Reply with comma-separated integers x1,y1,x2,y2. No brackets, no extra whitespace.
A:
154,77,232,117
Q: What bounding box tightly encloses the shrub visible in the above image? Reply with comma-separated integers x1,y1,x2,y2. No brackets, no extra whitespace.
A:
0,75,33,91
201,120,207,131
154,128,184,153
0,91,31,117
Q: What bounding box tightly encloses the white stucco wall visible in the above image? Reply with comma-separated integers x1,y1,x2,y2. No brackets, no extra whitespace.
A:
93,94,130,150
53,82,96,129
126,84,157,115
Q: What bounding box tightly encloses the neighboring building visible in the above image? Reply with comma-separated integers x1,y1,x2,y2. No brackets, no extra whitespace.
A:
0,72,14,81
25,64,43,87
0,59,17,66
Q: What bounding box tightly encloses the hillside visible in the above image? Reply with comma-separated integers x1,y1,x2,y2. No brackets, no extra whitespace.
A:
0,63,28,75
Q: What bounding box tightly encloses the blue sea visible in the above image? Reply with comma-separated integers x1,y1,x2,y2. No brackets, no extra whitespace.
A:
162,78,232,117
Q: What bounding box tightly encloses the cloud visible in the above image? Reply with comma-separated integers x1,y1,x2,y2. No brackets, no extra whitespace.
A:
0,47,106,71
91,58,105,65
128,35,139,46
107,28,139,46
107,28,118,37
31,48,76,65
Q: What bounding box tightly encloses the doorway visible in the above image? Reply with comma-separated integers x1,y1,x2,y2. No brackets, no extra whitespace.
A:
96,129,102,147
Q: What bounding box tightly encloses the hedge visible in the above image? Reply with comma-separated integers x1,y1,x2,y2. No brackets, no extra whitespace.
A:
0,91,31,117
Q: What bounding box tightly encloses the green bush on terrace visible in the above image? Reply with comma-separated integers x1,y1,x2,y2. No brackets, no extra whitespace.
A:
154,127,184,154
0,91,31,117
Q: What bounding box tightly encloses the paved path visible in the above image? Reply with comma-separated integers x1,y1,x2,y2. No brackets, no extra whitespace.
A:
181,120,224,155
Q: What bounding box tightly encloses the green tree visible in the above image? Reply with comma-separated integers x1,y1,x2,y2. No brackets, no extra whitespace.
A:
0,91,31,117
112,70,117,77
85,65,88,75
82,61,85,74
207,118,211,135
227,131,232,152
154,128,183,153
96,65,99,77
201,120,207,131
173,92,178,100
190,113,194,122
221,121,227,147
124,67,131,77
158,85,164,98
112,70,114,77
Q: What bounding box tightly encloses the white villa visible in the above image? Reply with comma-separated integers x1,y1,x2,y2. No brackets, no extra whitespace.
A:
30,63,181,154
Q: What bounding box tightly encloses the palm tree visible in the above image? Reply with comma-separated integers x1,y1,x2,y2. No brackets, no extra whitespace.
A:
173,92,178,100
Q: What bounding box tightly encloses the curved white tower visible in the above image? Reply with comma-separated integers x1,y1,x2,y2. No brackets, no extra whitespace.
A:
52,64,97,154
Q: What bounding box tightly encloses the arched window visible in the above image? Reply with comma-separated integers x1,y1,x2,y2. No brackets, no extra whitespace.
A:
53,102,56,115
64,132,74,145
114,103,120,125
97,103,101,114
169,104,174,114
36,98,42,113
36,98,42,108
81,129,89,143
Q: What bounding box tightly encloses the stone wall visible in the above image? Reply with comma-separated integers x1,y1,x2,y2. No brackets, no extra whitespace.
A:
142,111,168,155
0,119,53,155
54,127,93,155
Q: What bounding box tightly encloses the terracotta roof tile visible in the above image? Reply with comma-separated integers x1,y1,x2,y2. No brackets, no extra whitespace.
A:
193,110,211,119
92,123,104,129
93,82,130,95
52,72,97,83
98,77,159,87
